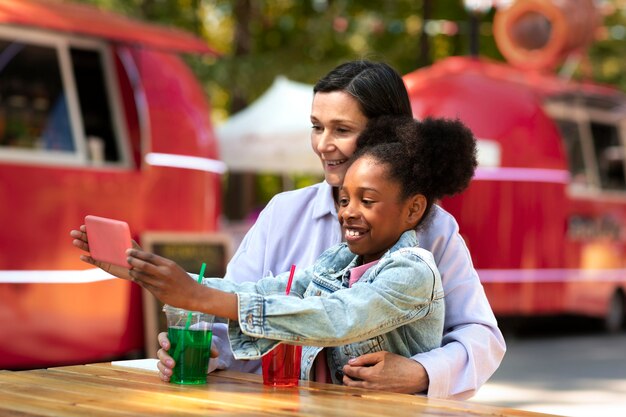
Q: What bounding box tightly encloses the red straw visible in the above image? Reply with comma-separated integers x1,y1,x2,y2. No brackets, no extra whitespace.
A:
285,264,296,295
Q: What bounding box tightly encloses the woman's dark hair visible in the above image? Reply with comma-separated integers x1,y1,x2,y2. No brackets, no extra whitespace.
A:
314,60,412,119
352,115,478,225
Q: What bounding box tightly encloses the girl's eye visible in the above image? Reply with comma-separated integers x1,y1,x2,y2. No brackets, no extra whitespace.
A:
362,199,374,206
338,197,349,207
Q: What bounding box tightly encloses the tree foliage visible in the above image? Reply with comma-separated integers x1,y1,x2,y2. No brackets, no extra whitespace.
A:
74,0,490,119
76,0,626,120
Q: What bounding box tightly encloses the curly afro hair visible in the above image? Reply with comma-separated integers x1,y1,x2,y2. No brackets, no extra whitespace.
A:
352,115,477,223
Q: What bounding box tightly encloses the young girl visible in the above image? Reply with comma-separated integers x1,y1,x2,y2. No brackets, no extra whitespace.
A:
105,115,478,383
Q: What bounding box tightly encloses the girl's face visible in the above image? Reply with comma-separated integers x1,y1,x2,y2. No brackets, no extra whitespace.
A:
310,91,369,187
338,156,420,264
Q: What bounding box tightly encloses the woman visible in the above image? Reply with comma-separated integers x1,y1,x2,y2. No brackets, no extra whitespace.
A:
72,60,505,399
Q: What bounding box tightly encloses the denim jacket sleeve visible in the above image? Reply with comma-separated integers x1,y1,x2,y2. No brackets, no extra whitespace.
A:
201,265,312,299
201,268,314,358
222,248,441,360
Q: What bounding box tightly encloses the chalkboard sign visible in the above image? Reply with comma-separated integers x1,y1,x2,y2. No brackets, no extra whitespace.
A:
140,232,233,357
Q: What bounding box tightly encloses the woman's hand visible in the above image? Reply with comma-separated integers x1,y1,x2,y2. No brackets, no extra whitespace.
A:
342,351,429,394
156,332,175,382
70,224,139,280
156,331,219,382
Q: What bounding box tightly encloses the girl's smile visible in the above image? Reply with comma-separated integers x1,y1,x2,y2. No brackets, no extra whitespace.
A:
344,225,370,245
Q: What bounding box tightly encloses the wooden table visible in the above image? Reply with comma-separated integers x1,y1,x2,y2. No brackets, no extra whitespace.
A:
0,362,560,417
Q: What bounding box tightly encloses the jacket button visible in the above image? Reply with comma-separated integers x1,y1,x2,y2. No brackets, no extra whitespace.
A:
246,314,253,326
335,370,343,381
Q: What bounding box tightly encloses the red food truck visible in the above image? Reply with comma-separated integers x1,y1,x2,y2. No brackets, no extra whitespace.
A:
405,0,626,332
0,0,224,369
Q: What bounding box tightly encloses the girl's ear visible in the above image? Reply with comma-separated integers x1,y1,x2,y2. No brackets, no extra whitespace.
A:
406,194,427,227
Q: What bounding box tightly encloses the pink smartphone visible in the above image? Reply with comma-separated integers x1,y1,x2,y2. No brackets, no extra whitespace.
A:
84,215,132,268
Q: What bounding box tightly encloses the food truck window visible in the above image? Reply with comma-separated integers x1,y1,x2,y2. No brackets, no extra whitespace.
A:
70,47,119,163
0,27,130,168
0,40,75,153
590,122,626,191
555,119,588,186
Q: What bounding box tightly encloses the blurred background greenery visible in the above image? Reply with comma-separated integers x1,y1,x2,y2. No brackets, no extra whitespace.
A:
76,0,626,118
74,0,626,219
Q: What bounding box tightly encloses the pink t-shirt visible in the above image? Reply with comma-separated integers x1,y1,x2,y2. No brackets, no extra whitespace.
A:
348,260,379,287
314,260,379,383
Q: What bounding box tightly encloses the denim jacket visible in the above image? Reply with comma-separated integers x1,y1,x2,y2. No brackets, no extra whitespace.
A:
202,230,444,384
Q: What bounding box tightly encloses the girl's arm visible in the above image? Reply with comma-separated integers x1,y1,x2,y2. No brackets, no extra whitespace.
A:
125,248,310,320
126,246,438,351
126,248,239,320
230,250,441,350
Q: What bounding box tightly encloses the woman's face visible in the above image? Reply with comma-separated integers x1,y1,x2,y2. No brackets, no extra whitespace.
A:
310,91,369,187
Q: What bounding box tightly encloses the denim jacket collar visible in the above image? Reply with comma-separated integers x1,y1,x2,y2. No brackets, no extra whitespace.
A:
314,229,419,287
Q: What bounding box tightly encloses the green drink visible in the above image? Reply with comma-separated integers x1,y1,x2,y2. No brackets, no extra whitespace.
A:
168,326,213,385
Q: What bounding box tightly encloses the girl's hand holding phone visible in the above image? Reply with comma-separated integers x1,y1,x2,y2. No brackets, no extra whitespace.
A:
70,217,140,281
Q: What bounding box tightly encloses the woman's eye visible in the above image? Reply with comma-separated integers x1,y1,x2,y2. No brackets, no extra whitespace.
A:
311,124,323,132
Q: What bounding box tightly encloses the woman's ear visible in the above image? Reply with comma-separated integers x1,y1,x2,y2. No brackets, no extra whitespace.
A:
406,194,427,227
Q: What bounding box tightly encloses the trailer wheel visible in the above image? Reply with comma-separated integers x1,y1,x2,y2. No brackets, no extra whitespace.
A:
605,291,625,334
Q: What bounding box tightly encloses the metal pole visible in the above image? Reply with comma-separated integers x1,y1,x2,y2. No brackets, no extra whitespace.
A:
469,11,480,57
